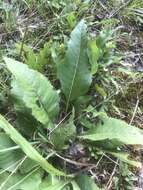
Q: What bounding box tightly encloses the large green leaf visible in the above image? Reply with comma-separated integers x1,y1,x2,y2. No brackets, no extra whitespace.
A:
0,114,66,176
0,170,41,190
4,57,59,128
57,20,92,109
0,133,23,172
79,117,143,146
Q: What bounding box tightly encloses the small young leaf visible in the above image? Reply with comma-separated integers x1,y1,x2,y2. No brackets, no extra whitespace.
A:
87,39,100,74
16,42,51,72
67,11,77,29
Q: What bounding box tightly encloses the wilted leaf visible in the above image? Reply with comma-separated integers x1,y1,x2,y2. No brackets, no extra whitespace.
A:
4,57,59,128
57,20,92,109
0,114,66,176
79,117,143,146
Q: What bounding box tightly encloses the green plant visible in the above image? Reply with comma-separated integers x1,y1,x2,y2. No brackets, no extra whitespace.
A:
113,162,137,190
0,1,17,31
0,20,143,189
16,42,53,72
121,0,143,24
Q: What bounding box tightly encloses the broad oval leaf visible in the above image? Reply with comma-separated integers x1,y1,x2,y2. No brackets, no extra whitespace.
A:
57,20,92,109
79,117,143,146
4,57,60,128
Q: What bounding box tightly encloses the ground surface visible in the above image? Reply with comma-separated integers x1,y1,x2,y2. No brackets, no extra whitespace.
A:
0,0,143,189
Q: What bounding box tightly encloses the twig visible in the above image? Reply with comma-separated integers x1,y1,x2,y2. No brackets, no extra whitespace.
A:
55,152,95,167
130,97,139,125
95,154,104,168
105,160,119,190
103,153,119,165
108,0,132,18
97,0,110,14
48,112,71,136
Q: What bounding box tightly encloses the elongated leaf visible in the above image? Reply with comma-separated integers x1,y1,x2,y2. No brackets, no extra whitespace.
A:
0,133,23,172
0,114,66,176
4,57,59,128
80,117,143,146
57,20,92,107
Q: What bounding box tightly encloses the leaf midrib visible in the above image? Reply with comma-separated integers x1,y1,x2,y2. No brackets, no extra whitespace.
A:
66,29,83,111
